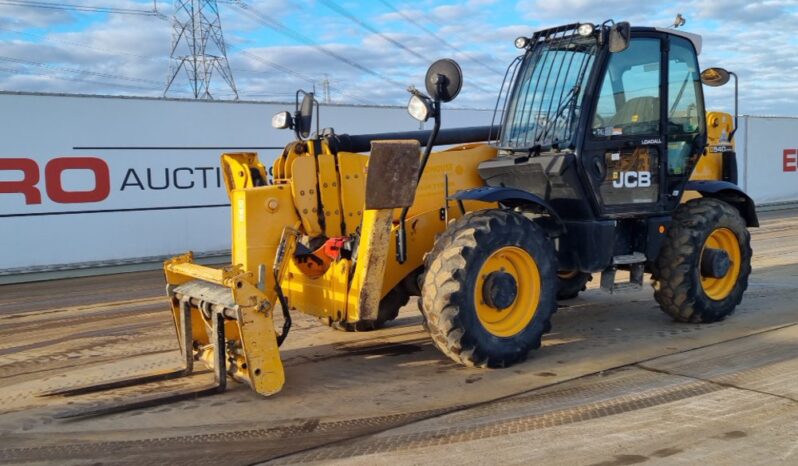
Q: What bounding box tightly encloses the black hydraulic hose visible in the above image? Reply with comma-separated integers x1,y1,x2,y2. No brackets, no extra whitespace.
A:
334,125,498,154
273,269,292,346
396,100,442,264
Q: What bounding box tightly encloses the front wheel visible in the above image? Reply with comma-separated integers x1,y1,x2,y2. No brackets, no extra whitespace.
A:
653,198,752,323
421,209,558,368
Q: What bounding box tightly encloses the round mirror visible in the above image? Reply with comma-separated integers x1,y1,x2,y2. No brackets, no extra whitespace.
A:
701,67,731,87
425,58,463,103
297,92,315,139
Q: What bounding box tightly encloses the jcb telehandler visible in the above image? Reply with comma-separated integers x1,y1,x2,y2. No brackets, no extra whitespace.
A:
47,21,756,417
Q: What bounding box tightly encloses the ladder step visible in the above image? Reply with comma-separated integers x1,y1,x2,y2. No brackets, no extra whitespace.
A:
610,282,644,293
601,252,647,294
612,252,647,265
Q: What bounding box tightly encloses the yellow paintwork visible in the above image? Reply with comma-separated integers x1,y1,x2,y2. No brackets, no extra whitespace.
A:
337,151,368,233
317,148,344,236
692,111,734,181
346,209,394,321
221,153,267,195
291,156,323,236
474,246,541,337
163,136,497,397
683,111,735,203
700,227,742,301
163,253,285,396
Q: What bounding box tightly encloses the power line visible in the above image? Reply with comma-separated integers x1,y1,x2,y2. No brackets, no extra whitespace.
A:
225,0,406,89
0,25,168,61
0,55,163,85
230,46,373,105
0,65,162,92
377,0,504,76
318,0,427,63
0,24,369,104
316,0,500,95
0,0,163,17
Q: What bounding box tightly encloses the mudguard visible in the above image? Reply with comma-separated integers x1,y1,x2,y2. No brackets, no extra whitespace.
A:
685,180,759,227
452,186,565,231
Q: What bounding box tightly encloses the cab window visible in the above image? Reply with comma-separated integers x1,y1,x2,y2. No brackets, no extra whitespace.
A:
592,38,661,137
667,36,705,176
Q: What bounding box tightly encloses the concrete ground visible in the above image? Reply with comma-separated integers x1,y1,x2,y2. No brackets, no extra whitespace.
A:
0,209,796,465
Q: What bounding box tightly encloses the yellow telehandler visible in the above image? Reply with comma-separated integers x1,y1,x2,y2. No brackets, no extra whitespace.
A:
47,21,756,417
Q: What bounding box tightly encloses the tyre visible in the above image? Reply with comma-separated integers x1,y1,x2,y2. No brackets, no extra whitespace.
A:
421,209,558,368
330,287,408,332
653,198,752,323
556,271,592,300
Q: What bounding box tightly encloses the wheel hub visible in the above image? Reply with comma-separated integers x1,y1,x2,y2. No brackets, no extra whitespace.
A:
482,271,518,310
474,246,542,337
701,247,731,278
700,227,742,301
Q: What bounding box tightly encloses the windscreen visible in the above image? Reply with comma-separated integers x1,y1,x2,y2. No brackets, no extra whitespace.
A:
500,35,598,150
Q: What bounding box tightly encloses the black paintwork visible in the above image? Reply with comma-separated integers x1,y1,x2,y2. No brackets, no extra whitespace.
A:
462,25,757,274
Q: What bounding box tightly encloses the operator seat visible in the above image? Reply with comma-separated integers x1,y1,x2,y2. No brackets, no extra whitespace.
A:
609,96,659,134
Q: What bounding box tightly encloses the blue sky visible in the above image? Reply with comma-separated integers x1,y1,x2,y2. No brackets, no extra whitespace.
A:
0,0,796,115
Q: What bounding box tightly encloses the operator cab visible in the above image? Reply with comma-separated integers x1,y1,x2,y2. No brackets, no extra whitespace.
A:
481,22,707,222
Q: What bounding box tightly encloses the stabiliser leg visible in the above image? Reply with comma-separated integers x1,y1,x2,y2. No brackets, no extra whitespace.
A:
49,309,228,420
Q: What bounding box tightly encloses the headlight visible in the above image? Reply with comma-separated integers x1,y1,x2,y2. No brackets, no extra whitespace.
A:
271,111,292,129
577,23,595,36
407,94,431,122
514,36,529,49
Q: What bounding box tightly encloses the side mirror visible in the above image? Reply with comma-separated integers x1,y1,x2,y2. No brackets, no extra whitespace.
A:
295,91,316,139
609,22,631,53
271,111,293,130
425,58,463,103
701,67,738,140
700,67,731,87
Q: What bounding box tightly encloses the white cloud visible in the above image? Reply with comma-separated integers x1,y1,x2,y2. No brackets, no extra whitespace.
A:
0,0,796,115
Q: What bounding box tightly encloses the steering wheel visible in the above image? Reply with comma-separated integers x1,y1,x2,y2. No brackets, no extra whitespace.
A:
593,114,606,128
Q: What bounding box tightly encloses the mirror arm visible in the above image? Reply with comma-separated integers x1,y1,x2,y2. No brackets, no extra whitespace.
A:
396,94,442,264
315,98,321,141
729,71,739,141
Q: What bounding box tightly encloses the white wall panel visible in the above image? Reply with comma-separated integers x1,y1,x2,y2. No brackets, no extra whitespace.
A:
0,92,493,272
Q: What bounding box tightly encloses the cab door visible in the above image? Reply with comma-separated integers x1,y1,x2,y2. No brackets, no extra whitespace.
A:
663,35,707,208
580,33,668,216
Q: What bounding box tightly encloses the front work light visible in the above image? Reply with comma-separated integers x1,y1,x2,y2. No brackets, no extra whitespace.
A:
271,111,292,129
514,36,530,49
407,94,432,122
577,23,595,36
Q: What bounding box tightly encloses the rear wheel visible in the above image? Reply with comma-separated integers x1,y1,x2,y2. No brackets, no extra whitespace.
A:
653,198,752,323
421,209,557,368
556,271,592,300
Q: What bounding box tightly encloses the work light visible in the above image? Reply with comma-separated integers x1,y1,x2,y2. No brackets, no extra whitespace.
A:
407,94,432,122
577,23,595,36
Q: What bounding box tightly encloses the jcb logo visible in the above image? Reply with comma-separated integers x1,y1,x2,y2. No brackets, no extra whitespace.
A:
612,171,652,188
0,157,110,205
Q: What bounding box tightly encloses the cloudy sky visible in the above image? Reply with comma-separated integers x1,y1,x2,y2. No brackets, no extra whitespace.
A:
0,0,796,115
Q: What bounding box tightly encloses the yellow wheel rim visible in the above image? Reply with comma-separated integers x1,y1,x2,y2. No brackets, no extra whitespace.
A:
700,228,742,301
475,246,541,337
